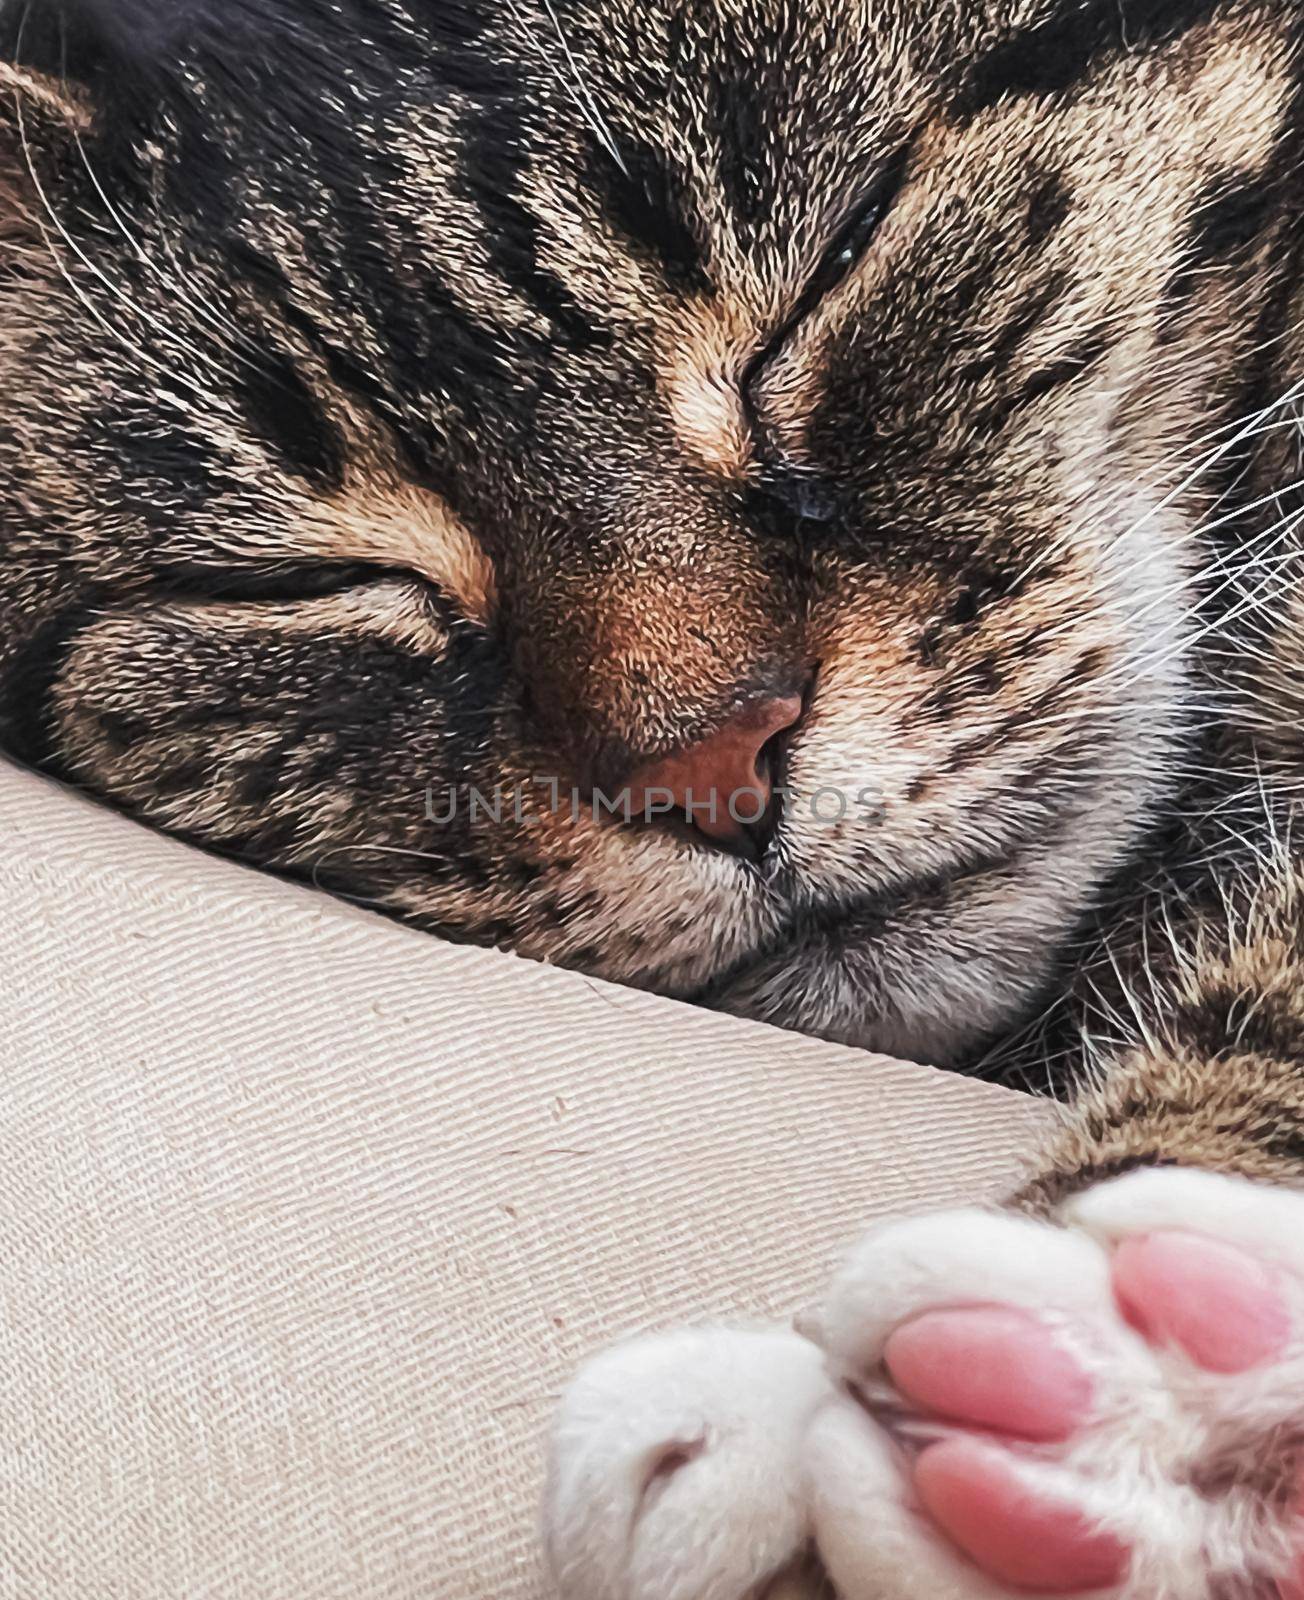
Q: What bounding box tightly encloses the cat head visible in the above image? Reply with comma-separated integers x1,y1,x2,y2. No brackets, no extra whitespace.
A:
2,0,1301,1060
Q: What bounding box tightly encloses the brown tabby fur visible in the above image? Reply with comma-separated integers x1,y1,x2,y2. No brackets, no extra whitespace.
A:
1,0,1304,1209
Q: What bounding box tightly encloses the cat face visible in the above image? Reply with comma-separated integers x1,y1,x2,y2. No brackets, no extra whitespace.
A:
3,0,1302,1060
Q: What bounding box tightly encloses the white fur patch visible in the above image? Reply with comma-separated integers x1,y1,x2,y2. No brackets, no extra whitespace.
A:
544,1326,834,1600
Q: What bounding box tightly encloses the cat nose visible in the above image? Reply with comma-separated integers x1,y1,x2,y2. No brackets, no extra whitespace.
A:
622,694,805,857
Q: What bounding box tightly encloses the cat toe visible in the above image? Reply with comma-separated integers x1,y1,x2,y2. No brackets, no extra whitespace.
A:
878,1312,1130,1585
807,1206,1157,1413
543,1325,834,1600
1112,1228,1292,1373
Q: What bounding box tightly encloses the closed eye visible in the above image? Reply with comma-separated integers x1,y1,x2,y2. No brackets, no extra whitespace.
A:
743,147,910,398
804,151,909,306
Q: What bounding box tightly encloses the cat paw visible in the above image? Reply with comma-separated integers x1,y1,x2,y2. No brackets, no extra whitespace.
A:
806,1167,1304,1598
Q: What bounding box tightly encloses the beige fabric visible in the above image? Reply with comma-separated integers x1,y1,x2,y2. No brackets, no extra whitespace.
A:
0,761,1055,1599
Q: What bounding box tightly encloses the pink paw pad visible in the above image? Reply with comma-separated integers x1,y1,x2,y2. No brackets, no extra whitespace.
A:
884,1306,1094,1442
1112,1231,1291,1374
885,1309,1125,1590
913,1438,1130,1592
876,1233,1298,1592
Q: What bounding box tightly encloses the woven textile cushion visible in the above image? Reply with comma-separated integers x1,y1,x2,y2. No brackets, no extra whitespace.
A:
0,761,1053,1598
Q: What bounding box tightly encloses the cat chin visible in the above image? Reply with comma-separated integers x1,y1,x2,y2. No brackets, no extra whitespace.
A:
696,932,1028,1067
673,828,1051,1059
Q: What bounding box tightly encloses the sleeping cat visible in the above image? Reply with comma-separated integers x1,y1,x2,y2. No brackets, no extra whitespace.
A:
3,0,1304,1589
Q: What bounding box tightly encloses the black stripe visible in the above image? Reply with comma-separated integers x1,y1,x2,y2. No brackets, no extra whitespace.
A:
1024,1154,1180,1206
976,336,1108,434
692,6,771,230
1084,1093,1193,1140
93,413,224,527
933,664,1087,760
959,0,1222,115
146,558,387,604
913,561,1032,670
162,90,237,232
933,264,990,322
592,139,709,294
396,0,498,83
460,103,613,354
1259,1126,1304,1165
1026,172,1071,248
0,600,107,770
956,272,1070,390
1192,39,1304,520
235,346,346,491
1189,175,1281,262
1168,983,1304,1065
222,235,461,502
421,267,532,397
1164,174,1282,306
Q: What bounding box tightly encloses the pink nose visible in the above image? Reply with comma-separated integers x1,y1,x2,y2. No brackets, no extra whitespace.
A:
623,695,805,850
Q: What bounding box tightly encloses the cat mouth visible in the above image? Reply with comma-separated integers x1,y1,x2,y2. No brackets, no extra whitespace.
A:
683,830,1030,1011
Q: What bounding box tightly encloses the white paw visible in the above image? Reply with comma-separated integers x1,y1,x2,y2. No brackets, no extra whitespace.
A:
544,1169,1304,1599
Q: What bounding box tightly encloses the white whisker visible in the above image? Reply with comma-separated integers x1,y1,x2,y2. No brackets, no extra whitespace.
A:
504,0,629,177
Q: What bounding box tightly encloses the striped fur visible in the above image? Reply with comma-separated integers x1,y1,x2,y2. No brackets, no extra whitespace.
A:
2,0,1304,1206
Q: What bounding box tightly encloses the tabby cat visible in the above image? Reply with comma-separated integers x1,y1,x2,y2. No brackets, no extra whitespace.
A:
3,0,1304,1589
